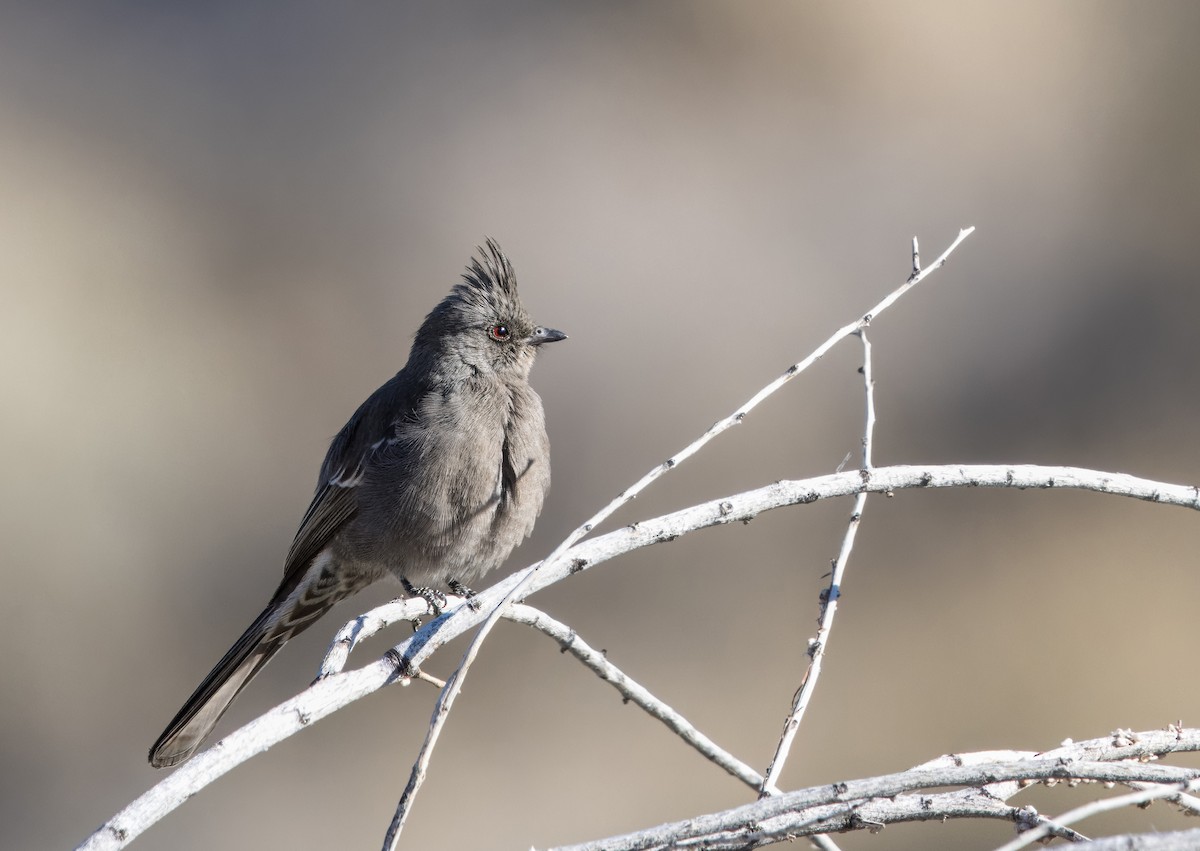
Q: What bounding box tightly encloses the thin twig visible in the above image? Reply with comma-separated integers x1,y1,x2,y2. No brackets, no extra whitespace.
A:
1056,828,1200,850
760,327,877,796
808,835,844,851
994,778,1200,851
382,227,978,846
1128,782,1200,816
504,604,763,789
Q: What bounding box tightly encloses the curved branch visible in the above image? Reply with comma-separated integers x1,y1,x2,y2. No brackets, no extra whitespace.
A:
74,465,1200,851
545,727,1200,851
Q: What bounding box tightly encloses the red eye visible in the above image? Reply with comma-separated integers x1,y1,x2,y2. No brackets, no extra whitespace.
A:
488,324,511,341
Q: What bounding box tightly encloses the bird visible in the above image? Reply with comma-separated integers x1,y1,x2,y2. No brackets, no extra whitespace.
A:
149,239,566,768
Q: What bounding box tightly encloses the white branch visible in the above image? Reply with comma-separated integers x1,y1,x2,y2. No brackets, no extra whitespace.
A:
504,604,763,789
316,597,429,678
75,466,1200,851
761,327,877,796
544,728,1200,851
380,227,977,845
1057,829,1200,850
68,225,1200,851
995,776,1200,850
389,465,1199,683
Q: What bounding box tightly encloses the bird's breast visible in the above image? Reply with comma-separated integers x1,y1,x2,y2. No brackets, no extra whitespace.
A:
350,380,550,585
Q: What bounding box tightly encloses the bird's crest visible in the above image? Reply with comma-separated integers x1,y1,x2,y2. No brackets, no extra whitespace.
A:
461,237,519,300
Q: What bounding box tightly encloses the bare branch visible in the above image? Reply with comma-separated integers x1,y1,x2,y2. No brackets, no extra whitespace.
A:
69,225,1200,851
761,327,877,795
74,463,1200,851
381,227,977,844
808,835,844,851
504,604,763,789
995,778,1200,851
316,597,429,678
1056,829,1200,851
545,728,1200,851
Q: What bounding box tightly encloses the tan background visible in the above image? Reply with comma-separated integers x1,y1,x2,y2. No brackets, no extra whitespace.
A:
4,2,1200,849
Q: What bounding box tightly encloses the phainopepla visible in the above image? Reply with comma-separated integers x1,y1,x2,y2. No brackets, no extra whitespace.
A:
149,239,565,768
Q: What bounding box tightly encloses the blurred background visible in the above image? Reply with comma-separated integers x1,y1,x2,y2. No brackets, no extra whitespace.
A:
4,2,1199,849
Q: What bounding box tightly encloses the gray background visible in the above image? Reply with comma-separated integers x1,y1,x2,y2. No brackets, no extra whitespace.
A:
4,2,1199,849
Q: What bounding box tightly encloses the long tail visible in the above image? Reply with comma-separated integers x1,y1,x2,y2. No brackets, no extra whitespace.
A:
148,607,286,768
149,558,349,768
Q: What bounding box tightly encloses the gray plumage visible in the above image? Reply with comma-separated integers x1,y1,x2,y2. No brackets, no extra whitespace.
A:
149,240,565,768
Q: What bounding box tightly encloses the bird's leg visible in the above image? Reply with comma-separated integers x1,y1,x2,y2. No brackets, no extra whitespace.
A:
447,579,482,611
401,577,447,629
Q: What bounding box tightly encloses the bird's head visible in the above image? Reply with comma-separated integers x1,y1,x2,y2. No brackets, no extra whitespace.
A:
413,239,566,381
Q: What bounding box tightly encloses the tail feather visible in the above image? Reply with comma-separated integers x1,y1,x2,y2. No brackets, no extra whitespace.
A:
148,606,286,768
149,554,351,768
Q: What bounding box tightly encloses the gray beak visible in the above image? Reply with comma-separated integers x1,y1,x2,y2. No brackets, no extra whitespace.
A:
528,326,568,346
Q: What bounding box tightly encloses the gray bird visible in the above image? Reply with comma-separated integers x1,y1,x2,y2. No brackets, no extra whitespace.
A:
149,240,565,768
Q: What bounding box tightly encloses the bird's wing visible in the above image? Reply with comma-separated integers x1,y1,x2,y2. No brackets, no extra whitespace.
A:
280,371,418,588
280,480,361,586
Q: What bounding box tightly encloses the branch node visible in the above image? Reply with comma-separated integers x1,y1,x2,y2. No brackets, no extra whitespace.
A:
1013,805,1042,832
384,648,416,681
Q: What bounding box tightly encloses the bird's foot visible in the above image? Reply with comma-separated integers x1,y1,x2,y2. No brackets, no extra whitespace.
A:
402,577,447,619
447,579,482,611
